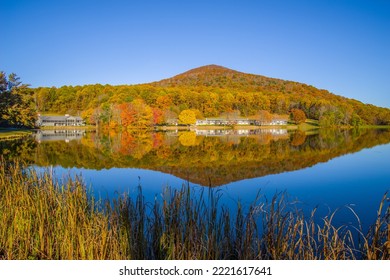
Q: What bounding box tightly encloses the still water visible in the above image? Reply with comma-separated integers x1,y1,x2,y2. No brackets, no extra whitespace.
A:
2,128,390,231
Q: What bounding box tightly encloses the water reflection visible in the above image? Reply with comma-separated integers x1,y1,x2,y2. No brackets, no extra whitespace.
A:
194,128,287,136
2,128,390,187
35,130,86,143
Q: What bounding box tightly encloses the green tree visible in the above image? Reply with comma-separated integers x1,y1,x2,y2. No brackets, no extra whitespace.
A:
0,72,37,128
319,111,336,127
351,113,364,127
178,109,196,125
0,72,8,92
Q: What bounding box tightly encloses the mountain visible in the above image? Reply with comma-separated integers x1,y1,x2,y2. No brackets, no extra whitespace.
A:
153,64,290,90
153,64,244,87
154,64,336,98
34,65,390,126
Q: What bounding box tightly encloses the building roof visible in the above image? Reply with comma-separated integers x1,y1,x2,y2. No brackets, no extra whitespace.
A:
39,115,83,121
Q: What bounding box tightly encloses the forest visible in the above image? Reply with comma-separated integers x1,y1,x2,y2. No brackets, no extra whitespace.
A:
32,65,390,128
2,65,390,129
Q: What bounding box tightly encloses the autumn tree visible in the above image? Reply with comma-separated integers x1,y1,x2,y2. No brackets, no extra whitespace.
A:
178,109,196,125
290,108,306,124
81,108,96,125
156,95,172,110
256,110,273,125
162,110,177,125
116,99,153,128
220,110,240,121
131,99,153,128
118,103,136,127
271,96,289,114
152,107,164,125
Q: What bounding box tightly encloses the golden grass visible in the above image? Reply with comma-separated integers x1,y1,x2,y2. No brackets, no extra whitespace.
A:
0,159,388,260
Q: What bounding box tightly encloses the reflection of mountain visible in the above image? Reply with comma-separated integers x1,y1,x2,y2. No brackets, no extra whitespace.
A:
2,129,390,187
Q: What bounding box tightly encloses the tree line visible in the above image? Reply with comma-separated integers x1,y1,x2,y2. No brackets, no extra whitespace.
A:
2,68,390,129
33,83,390,128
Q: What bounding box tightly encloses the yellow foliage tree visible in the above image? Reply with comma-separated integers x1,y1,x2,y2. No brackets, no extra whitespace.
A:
179,131,197,146
178,109,196,125
131,99,153,128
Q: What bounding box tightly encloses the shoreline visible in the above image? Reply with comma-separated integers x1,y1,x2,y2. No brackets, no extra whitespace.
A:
0,128,33,140
1,123,389,140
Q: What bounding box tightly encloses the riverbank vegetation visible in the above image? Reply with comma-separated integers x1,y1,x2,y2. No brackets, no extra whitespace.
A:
0,159,388,260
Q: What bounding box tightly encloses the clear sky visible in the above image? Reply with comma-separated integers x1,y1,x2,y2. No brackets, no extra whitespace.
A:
1,0,389,108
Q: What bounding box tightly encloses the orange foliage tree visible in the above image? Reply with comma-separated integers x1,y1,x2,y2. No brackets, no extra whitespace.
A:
290,108,306,124
118,103,136,127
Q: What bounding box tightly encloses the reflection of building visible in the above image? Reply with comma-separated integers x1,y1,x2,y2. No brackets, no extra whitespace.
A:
268,119,288,125
166,118,178,125
195,118,288,126
196,118,236,126
194,129,288,136
195,129,231,136
37,115,85,127
35,130,86,143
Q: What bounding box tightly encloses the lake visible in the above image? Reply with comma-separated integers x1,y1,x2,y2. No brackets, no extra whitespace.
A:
1,127,390,232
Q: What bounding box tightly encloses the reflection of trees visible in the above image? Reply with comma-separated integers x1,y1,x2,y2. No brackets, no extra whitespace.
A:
119,131,153,159
0,137,36,161
178,132,197,146
2,129,390,186
290,130,306,146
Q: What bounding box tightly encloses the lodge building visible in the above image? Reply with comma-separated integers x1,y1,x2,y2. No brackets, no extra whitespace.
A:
37,115,85,127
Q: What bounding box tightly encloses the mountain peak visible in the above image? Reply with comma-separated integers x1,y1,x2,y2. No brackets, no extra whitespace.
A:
185,64,233,71
153,64,245,87
173,64,239,77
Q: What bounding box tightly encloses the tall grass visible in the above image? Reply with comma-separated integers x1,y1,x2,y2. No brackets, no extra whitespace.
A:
0,159,389,260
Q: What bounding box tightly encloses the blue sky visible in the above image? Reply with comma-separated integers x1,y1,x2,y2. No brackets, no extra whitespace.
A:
1,0,389,108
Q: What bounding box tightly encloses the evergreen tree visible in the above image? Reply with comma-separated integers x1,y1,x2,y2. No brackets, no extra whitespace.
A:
0,71,37,128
